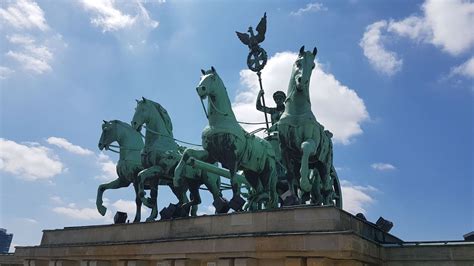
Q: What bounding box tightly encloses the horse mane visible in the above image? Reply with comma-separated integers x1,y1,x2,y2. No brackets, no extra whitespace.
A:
112,120,129,127
111,120,136,133
147,100,173,135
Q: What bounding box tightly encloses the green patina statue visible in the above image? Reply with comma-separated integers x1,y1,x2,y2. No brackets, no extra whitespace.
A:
236,13,268,72
275,46,342,207
94,14,344,221
96,120,158,222
131,97,227,216
256,90,286,125
174,67,279,211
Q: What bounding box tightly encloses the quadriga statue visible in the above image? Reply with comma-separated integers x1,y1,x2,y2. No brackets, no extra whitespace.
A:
275,46,342,207
174,67,279,211
96,120,158,222
131,97,227,218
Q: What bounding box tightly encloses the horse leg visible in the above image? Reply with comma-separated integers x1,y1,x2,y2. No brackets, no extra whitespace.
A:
96,178,130,216
169,184,191,217
186,183,201,217
202,171,223,200
174,148,209,187
203,170,229,214
179,179,200,213
330,165,343,208
268,161,279,209
281,150,300,205
320,165,333,205
310,168,323,205
229,160,244,203
137,166,162,208
300,139,316,193
132,182,142,223
146,179,159,221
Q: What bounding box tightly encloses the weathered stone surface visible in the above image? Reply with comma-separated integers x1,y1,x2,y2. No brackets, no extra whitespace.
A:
5,207,473,266
36,206,401,247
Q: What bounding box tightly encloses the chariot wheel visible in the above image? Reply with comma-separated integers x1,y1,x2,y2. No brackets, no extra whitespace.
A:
247,47,267,72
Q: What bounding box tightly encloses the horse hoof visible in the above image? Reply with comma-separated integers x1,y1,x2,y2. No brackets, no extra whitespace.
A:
213,197,230,214
142,198,154,208
300,178,312,193
283,195,300,206
229,195,245,211
97,205,107,216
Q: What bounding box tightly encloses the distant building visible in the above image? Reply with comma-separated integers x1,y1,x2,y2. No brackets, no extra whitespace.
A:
0,228,13,254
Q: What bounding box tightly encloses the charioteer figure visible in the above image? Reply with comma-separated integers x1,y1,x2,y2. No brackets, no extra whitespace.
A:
256,89,286,125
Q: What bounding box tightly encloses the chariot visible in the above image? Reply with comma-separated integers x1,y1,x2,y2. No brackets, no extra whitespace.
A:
95,14,343,221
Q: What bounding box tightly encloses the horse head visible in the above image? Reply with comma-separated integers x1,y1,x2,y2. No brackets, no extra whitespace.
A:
293,46,317,92
98,120,118,150
196,66,221,100
131,97,149,131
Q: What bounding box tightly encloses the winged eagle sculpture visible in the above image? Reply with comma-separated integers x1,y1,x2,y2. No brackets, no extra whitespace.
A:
236,12,268,72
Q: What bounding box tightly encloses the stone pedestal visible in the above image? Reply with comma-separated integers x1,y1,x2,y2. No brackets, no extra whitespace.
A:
4,206,473,265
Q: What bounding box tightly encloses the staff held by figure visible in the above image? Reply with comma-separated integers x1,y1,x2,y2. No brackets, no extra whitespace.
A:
237,12,281,134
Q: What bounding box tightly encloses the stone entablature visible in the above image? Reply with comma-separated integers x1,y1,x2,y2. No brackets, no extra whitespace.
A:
4,207,473,266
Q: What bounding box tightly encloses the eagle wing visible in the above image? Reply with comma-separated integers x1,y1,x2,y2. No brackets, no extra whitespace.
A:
255,12,267,43
236,31,250,45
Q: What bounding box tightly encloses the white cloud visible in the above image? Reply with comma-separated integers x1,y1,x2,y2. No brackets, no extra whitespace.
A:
112,199,136,214
52,206,112,221
95,153,117,181
361,0,474,76
423,0,474,56
341,180,377,214
197,205,216,216
385,0,474,56
1,1,66,77
0,138,64,180
50,196,63,204
387,15,431,43
371,163,396,171
360,20,403,76
111,199,151,220
5,34,53,74
450,57,474,79
46,137,93,156
52,197,112,221
233,52,369,144
0,0,49,31
80,0,135,32
79,0,160,51
19,218,38,224
290,2,327,16
51,198,152,223
79,0,159,32
0,66,14,79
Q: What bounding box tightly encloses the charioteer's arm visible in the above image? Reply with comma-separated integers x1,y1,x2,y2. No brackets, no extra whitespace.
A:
256,90,274,114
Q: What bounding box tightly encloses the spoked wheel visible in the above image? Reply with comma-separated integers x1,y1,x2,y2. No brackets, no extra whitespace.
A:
247,47,268,72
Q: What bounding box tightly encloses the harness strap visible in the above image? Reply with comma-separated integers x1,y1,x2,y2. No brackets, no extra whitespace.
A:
142,125,202,147
208,98,228,116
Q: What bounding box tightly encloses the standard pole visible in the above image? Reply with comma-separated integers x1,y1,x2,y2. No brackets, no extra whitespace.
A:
257,71,270,135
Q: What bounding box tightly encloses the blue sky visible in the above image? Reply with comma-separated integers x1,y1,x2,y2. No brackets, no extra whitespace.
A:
0,0,473,252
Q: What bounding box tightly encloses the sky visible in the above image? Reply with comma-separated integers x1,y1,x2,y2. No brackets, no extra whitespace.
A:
0,0,473,252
